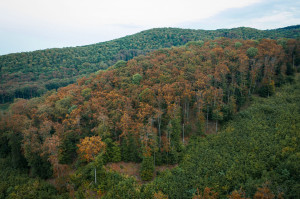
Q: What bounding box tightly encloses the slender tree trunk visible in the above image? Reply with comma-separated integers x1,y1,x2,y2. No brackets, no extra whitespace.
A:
183,101,186,140
248,86,251,96
182,123,185,144
95,167,97,184
154,150,156,167
213,93,216,107
187,102,189,121
216,120,218,133
206,105,209,133
197,92,202,113
167,129,170,165
158,116,161,147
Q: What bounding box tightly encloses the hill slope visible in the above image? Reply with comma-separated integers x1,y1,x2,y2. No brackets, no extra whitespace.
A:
146,75,300,198
1,45,299,198
0,37,298,175
0,25,299,103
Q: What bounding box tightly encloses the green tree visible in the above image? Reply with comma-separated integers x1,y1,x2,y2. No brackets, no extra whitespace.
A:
246,47,258,58
81,88,92,100
234,42,243,49
132,73,142,85
140,156,154,181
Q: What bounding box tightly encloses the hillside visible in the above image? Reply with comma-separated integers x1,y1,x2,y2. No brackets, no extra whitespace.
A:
99,75,300,199
147,77,300,198
0,38,299,198
0,25,299,103
138,74,300,199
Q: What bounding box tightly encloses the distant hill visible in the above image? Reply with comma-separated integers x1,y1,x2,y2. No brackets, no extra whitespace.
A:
0,25,299,103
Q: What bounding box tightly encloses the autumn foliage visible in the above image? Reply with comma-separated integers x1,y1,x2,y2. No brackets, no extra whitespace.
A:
1,38,298,169
77,136,106,162
193,187,218,199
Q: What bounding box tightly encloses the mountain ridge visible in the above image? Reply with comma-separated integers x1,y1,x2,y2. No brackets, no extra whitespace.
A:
2,25,300,56
0,25,299,104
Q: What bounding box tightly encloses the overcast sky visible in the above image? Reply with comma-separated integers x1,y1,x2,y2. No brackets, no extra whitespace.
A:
0,0,299,55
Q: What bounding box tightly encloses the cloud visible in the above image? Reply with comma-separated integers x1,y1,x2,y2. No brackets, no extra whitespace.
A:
0,0,261,28
180,0,300,29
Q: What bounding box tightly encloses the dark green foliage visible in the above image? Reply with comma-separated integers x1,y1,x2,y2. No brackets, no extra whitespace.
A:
0,133,10,158
132,73,142,85
166,113,183,164
234,42,243,49
7,132,28,169
0,159,60,199
246,47,258,58
195,119,205,137
0,132,27,169
286,62,296,76
185,40,204,48
59,131,80,164
258,80,275,97
103,177,140,199
211,109,223,121
55,96,72,117
6,180,58,199
121,136,141,162
70,159,139,198
113,60,127,69
169,114,182,151
27,154,52,179
140,156,155,181
103,138,121,163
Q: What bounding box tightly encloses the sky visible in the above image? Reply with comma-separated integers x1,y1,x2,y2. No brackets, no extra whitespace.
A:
0,0,299,55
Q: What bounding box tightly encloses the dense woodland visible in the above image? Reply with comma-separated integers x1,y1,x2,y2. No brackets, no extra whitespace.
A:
0,35,299,198
0,25,299,104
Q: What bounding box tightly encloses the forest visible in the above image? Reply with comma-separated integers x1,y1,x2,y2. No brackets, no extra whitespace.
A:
0,34,299,198
0,25,299,104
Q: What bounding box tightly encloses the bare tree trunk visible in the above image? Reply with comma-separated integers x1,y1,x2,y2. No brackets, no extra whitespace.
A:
213,93,216,107
187,102,189,121
95,167,97,184
206,105,209,133
154,150,156,167
167,127,170,165
182,123,185,144
158,116,161,147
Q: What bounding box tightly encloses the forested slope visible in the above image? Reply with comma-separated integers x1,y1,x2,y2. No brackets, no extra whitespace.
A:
0,25,299,103
0,37,299,198
146,78,300,198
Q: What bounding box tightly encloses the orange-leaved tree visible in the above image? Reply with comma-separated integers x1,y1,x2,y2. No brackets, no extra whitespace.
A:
193,187,218,199
77,136,106,184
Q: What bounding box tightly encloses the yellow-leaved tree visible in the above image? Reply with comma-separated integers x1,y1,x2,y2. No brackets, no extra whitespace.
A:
77,136,106,184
